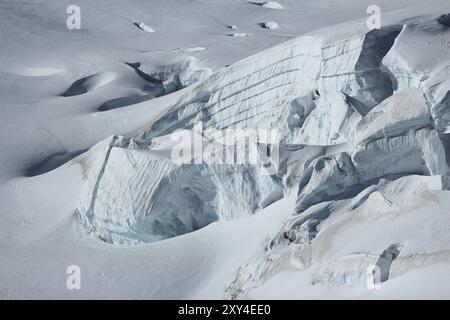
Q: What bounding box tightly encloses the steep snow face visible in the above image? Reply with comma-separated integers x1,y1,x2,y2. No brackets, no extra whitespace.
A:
261,1,283,10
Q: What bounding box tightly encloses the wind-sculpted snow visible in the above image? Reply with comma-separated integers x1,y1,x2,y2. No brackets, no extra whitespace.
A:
62,71,118,97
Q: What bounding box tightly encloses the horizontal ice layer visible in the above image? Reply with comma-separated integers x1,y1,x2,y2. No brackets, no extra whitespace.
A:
136,36,322,143
134,26,400,146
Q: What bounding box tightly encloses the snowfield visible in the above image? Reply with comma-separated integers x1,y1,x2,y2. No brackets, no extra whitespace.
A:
1,0,450,299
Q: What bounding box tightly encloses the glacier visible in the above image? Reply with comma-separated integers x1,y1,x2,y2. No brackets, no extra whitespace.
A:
2,0,450,300
76,15,449,242
68,11,450,297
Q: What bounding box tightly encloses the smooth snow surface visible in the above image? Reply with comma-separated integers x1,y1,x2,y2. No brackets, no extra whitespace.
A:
2,0,450,299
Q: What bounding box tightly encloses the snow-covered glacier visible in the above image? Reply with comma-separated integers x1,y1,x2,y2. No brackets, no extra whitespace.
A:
73,11,450,297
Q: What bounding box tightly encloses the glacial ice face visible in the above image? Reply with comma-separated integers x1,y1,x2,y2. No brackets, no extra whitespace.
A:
293,86,446,213
352,89,430,145
134,26,400,146
222,17,450,298
76,136,284,244
322,26,400,108
135,36,322,143
74,27,380,244
77,16,450,253
295,127,446,213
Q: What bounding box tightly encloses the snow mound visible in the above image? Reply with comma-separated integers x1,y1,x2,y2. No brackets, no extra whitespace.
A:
259,1,283,10
62,71,117,97
260,21,279,30
227,33,251,37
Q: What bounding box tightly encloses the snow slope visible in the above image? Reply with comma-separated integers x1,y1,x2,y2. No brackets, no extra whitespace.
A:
1,0,450,299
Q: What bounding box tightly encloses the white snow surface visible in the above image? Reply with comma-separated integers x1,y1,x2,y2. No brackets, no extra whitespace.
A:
1,0,450,299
